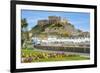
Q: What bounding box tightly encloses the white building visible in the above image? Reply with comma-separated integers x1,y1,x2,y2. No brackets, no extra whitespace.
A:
32,36,90,47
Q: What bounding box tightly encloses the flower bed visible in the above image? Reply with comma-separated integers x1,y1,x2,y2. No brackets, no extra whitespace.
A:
21,49,89,63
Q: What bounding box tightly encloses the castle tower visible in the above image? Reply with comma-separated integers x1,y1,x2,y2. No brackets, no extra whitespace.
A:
48,16,61,24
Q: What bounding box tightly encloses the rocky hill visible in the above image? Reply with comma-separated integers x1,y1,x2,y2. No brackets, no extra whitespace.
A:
30,16,89,38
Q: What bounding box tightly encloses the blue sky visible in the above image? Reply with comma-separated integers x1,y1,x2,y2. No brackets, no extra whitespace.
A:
21,10,90,32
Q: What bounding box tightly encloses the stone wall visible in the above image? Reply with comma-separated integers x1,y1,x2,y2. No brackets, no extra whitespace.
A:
34,45,90,53
37,16,62,25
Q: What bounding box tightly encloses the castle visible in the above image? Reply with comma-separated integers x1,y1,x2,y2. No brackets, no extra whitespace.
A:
30,16,90,38
37,16,68,26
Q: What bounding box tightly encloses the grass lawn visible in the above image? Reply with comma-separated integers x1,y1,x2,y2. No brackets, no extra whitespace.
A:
21,48,90,63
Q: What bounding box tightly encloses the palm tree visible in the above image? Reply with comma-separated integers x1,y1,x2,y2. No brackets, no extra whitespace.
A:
21,18,29,48
21,18,28,32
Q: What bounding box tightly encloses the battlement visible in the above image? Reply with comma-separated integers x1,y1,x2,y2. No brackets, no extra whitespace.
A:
37,16,68,26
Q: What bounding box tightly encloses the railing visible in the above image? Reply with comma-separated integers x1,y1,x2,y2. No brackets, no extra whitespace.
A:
34,45,90,54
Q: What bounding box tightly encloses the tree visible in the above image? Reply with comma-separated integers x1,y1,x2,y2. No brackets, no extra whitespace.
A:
21,18,29,49
21,18,28,32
